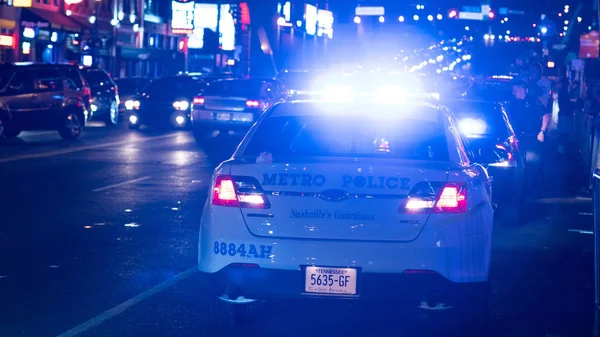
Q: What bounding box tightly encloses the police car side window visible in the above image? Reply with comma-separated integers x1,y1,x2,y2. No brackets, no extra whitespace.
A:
446,114,471,165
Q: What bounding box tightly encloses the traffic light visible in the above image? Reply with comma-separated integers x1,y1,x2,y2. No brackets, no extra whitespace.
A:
487,11,496,20
448,9,458,19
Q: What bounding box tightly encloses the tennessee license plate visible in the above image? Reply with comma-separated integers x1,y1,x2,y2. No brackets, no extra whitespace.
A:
304,266,358,295
216,113,231,121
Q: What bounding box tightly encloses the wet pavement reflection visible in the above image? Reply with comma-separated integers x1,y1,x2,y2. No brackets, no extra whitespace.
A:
0,125,595,337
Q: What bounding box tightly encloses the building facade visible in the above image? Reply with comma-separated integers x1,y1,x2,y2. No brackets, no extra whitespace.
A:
5,0,185,77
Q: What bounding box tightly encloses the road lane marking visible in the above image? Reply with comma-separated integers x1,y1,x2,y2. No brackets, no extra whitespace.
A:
568,229,594,235
92,176,151,192
0,133,179,164
56,267,197,337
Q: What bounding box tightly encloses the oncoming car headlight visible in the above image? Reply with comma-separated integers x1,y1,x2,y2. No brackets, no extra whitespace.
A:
458,118,487,137
125,100,140,110
172,100,190,111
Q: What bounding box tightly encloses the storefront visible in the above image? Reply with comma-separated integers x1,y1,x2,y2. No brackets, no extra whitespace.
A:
68,15,113,69
20,8,81,63
0,17,17,63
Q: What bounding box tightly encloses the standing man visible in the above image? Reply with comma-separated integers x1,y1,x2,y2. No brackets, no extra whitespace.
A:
510,82,552,197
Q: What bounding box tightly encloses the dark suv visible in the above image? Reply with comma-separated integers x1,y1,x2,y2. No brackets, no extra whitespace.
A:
0,63,91,140
79,67,119,126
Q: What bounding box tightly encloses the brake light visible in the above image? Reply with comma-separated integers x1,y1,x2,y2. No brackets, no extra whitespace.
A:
246,99,260,107
399,182,467,214
495,144,513,161
212,175,270,208
193,96,205,105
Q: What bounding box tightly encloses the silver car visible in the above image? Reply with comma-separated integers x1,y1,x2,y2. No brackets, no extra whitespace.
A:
190,78,283,142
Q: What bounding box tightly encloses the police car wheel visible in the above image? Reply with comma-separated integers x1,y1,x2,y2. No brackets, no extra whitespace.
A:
416,282,490,335
201,295,250,331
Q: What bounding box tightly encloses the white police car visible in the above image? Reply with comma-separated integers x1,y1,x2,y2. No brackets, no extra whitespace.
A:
198,99,494,331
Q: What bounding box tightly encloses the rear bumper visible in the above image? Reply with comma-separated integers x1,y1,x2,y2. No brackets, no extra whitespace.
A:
197,264,488,304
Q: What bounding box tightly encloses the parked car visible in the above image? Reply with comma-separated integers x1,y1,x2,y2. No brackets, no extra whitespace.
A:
114,77,150,114
0,63,91,140
444,99,525,224
79,66,120,126
190,78,284,142
127,74,210,130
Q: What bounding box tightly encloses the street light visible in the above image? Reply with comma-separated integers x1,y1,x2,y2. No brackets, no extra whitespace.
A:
427,15,433,21
436,14,442,20
413,14,419,21
398,16,405,22
378,16,385,23
354,16,361,24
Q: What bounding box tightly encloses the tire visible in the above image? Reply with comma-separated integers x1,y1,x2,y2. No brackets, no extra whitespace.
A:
415,282,490,336
200,296,250,337
0,115,6,139
0,114,20,140
58,111,84,140
105,101,119,126
192,126,212,144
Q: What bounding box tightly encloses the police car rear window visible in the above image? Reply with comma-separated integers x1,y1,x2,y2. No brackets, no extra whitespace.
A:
244,115,449,161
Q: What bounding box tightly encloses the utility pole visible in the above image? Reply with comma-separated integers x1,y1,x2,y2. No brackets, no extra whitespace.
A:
214,0,222,73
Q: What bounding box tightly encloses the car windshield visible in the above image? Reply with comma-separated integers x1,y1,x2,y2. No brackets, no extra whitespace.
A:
445,101,510,138
115,79,144,95
243,111,448,161
203,80,261,97
143,77,206,97
81,70,111,86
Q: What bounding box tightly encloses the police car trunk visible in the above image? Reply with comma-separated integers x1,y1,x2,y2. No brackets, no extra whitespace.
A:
216,102,463,243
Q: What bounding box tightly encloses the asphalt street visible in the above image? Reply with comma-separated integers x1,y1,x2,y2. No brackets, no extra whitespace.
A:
0,123,596,337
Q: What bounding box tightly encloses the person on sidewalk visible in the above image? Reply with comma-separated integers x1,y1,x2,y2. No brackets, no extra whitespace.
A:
510,82,551,197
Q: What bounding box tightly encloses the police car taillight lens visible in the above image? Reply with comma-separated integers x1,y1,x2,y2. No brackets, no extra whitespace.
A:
213,177,238,206
212,175,270,208
400,182,466,213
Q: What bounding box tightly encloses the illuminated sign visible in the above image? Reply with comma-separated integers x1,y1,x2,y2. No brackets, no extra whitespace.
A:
355,6,384,16
317,9,333,39
64,0,83,5
22,41,31,54
282,2,291,22
0,35,13,47
188,4,235,51
580,31,599,58
171,0,194,34
13,0,32,8
305,4,317,35
458,12,484,20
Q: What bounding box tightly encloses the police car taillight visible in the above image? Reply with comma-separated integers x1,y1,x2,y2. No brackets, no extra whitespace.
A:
399,182,467,214
212,175,270,209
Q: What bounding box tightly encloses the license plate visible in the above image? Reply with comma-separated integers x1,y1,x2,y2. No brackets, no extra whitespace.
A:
216,113,231,121
304,266,358,295
232,113,253,122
